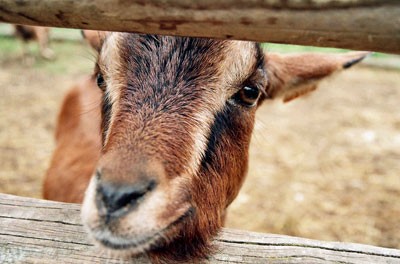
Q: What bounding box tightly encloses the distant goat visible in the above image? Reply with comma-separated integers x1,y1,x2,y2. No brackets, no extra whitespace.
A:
44,32,367,263
13,25,54,60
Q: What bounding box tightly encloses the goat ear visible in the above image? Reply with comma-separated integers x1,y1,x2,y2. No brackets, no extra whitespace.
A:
81,30,108,52
264,51,370,102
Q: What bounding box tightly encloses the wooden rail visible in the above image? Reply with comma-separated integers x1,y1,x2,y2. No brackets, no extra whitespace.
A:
0,0,399,54
1,193,399,263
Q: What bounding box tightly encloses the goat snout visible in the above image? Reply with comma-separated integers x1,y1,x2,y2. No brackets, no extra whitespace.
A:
95,177,157,220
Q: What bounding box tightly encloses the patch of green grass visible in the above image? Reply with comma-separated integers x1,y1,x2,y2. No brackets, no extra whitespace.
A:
51,28,83,40
0,36,95,76
263,43,347,53
262,43,390,58
35,40,95,75
0,36,20,54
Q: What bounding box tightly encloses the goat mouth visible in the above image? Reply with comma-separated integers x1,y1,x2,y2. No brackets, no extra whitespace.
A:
95,207,195,252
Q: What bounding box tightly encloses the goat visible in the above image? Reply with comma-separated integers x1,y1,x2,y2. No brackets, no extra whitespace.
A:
44,32,367,263
13,25,55,60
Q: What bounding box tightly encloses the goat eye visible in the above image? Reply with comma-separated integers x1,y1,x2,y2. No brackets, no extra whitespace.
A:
234,86,261,107
96,73,105,90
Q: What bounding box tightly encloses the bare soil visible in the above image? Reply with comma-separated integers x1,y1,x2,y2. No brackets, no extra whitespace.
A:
0,41,399,249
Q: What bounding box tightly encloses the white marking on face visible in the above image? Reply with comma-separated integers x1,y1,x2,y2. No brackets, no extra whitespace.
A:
81,175,99,229
98,33,126,146
185,110,213,177
220,41,257,94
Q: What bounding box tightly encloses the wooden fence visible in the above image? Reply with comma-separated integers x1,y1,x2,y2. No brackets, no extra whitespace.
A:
1,194,400,263
0,0,399,54
0,0,400,263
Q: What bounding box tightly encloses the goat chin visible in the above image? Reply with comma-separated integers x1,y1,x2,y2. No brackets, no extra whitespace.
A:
86,207,194,254
85,209,217,263
81,175,215,263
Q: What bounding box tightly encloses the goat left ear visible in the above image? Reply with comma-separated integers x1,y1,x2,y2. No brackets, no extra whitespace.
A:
81,30,108,52
264,51,370,102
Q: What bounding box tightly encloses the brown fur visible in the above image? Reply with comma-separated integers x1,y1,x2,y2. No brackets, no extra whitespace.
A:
44,77,102,202
44,33,367,263
13,25,54,60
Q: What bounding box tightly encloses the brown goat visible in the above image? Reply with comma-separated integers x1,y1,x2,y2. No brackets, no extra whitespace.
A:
13,25,55,60
44,32,367,263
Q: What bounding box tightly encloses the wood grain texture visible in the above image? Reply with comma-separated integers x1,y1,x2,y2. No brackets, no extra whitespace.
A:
1,193,400,263
0,0,399,54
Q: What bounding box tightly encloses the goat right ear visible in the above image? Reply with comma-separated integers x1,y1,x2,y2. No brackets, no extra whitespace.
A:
264,51,370,102
81,30,108,52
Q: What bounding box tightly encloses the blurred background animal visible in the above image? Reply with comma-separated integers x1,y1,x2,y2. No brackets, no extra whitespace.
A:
13,25,55,61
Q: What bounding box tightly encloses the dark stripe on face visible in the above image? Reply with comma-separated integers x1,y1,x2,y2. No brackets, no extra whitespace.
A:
201,44,263,171
200,105,233,171
101,94,112,144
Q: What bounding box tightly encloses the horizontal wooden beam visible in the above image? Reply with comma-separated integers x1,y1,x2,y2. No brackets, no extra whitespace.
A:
0,1,399,54
1,193,400,263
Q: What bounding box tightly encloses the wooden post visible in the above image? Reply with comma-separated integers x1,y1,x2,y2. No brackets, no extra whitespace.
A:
1,193,399,263
0,0,399,54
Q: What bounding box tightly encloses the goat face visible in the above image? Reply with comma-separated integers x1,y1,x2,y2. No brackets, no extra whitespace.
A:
81,32,367,262
82,33,264,261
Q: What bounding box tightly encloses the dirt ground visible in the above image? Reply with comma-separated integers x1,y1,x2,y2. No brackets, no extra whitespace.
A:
0,39,399,249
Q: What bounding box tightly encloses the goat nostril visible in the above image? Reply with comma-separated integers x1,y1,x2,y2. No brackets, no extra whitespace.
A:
96,179,156,217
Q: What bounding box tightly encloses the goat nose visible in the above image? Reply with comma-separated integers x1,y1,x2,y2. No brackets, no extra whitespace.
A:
96,179,157,218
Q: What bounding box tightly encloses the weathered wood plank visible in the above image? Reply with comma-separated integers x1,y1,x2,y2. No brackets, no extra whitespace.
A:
1,193,400,263
0,0,399,54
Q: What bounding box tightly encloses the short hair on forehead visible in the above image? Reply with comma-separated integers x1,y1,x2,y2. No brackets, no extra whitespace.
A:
98,33,262,69
215,41,264,88
115,35,229,90
97,34,264,101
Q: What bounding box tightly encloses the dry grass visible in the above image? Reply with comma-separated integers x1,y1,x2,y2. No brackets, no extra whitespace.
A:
0,38,399,249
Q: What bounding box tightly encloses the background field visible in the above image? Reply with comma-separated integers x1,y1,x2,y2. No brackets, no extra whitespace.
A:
0,26,399,249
